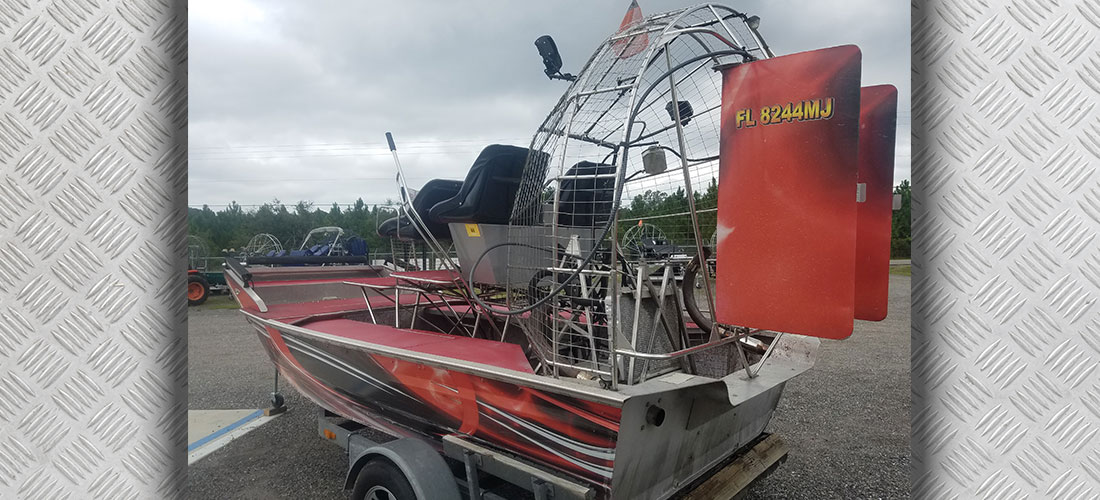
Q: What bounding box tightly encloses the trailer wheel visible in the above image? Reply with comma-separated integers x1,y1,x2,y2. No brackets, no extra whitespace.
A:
188,275,210,306
351,458,416,500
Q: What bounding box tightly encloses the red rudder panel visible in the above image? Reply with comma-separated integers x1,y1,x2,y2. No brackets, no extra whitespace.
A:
855,85,898,321
716,45,863,340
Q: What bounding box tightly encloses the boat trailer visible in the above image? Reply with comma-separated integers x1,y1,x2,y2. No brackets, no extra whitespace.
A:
315,408,789,499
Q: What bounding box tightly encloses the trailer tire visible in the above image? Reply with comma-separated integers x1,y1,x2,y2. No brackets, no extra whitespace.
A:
351,458,416,500
345,437,460,500
187,275,209,306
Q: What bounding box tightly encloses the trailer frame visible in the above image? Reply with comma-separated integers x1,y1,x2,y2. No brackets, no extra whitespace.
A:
315,408,787,500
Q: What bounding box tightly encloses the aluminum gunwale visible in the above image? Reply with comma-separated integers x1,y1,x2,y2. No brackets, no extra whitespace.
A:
241,309,628,407
224,264,268,312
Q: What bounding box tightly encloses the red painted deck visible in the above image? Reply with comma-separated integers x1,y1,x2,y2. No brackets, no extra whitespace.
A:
342,276,401,288
252,277,361,288
344,270,462,290
253,293,444,323
255,269,459,289
303,318,534,373
391,269,461,284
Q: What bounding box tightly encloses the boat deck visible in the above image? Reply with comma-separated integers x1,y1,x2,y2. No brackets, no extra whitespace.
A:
302,318,534,373
242,266,534,373
253,293,445,323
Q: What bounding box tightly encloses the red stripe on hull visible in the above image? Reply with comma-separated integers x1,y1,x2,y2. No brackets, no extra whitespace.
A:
252,322,620,493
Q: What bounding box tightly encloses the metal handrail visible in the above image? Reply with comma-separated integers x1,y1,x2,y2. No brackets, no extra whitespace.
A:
615,330,760,361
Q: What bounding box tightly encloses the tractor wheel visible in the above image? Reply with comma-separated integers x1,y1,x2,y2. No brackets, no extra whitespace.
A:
188,275,210,306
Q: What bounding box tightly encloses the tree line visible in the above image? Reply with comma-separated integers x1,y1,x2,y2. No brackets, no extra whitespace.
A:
188,199,397,256
617,178,912,259
188,179,911,259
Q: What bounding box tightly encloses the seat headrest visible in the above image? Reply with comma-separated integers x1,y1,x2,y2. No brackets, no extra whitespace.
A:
557,161,617,228
429,145,546,226
378,179,463,241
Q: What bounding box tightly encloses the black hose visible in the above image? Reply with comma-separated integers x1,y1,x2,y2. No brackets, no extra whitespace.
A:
465,236,635,317
465,239,616,316
680,249,713,333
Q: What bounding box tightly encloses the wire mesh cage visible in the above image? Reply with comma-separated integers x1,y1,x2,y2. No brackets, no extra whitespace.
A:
496,5,769,385
187,235,213,271
620,222,679,262
242,233,283,257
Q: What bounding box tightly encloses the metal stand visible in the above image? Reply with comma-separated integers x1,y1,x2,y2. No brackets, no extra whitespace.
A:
265,368,286,416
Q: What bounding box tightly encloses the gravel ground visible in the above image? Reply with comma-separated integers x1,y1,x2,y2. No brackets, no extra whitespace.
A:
187,301,349,499
187,276,910,498
743,275,911,499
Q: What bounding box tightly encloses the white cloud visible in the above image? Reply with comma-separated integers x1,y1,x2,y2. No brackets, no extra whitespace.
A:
189,1,911,206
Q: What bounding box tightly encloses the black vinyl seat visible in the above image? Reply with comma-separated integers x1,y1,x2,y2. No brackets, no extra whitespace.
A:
346,237,368,256
429,145,547,226
377,179,463,241
557,161,617,227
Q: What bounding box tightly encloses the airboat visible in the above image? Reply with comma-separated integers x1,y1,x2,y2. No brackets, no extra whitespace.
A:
242,232,284,258
221,4,897,498
241,226,372,268
188,233,284,305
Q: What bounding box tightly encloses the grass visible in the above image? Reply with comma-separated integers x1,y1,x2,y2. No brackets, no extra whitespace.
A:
889,265,911,276
197,294,240,310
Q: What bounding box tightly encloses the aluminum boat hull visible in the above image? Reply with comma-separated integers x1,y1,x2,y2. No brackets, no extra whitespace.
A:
225,264,817,499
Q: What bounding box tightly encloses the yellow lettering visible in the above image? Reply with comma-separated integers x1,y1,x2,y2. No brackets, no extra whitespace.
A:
820,98,833,119
804,99,819,120
745,97,835,126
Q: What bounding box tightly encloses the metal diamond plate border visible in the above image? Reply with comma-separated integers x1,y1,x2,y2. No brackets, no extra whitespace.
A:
0,0,186,498
913,0,1100,498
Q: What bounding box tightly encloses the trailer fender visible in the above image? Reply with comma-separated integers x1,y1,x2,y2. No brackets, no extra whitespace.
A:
345,435,460,500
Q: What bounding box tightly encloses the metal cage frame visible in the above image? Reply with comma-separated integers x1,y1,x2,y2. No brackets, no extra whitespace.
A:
497,4,776,388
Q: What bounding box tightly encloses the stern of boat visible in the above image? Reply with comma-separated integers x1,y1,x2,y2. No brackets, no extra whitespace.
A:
608,333,819,499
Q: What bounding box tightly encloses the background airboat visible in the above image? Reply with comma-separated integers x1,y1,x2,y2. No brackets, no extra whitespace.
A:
188,233,283,305
221,4,897,499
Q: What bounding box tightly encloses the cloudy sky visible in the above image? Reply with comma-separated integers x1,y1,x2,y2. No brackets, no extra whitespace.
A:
189,0,910,209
